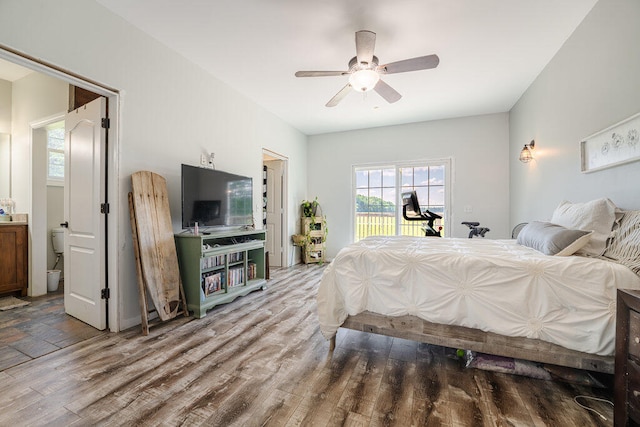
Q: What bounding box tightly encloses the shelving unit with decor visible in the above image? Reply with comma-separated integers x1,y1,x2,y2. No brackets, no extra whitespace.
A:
301,216,326,264
174,229,267,318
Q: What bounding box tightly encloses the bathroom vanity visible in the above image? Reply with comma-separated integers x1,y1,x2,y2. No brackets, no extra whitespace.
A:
0,222,28,296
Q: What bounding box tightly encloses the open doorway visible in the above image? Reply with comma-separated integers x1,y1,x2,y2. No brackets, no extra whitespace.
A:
262,149,288,267
31,117,66,296
0,49,120,332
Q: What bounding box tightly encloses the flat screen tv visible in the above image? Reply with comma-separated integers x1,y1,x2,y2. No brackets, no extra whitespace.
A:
181,164,253,229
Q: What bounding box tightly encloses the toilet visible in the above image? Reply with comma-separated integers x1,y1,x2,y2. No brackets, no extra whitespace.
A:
51,227,65,255
48,228,65,292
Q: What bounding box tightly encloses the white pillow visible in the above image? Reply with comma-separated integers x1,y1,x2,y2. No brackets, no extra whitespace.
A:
550,198,618,257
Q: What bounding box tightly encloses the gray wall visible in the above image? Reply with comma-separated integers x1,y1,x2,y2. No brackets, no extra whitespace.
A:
308,113,510,258
510,0,640,225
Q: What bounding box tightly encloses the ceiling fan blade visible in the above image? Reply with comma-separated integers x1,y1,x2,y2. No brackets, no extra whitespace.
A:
326,84,352,107
379,54,440,74
295,70,349,77
374,79,402,104
355,30,376,66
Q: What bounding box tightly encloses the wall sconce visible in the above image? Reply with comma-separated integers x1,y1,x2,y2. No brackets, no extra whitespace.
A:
519,140,535,163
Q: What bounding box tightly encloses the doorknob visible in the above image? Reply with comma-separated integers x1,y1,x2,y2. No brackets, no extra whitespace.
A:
60,221,69,228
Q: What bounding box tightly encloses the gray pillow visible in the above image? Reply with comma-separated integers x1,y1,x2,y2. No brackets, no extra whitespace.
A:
516,221,593,256
604,210,640,275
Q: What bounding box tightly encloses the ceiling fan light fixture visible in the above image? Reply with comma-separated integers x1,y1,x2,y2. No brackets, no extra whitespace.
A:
295,31,439,106
349,69,380,92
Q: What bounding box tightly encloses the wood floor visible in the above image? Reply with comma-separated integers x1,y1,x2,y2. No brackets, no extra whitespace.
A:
0,264,616,426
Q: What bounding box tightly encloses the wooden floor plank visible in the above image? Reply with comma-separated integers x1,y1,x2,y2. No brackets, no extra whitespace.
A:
411,345,453,427
471,372,536,426
244,388,304,427
0,264,616,426
327,406,371,427
336,347,387,418
4,397,81,426
512,375,611,426
370,358,416,427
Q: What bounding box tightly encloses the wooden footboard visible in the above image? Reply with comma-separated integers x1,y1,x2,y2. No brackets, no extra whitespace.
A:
333,311,614,374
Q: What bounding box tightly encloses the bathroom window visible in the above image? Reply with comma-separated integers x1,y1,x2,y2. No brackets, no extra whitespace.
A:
47,123,65,183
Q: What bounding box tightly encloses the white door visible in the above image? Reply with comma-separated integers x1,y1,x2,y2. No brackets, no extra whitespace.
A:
64,97,107,330
264,160,283,267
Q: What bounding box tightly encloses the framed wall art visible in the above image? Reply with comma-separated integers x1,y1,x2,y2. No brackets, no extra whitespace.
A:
580,111,640,173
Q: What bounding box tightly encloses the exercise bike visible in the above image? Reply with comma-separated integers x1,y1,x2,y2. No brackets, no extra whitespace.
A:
462,221,490,238
401,191,442,237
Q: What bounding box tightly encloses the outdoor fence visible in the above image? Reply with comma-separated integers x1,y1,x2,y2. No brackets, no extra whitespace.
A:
355,212,443,241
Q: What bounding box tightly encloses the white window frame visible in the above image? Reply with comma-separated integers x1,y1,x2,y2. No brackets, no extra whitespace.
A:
351,158,452,242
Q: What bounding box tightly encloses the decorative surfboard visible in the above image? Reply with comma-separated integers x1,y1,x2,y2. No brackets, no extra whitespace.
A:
129,171,187,333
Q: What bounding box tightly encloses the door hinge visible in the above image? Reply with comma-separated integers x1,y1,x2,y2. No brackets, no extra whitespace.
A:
101,203,110,214
101,288,110,300
101,117,110,129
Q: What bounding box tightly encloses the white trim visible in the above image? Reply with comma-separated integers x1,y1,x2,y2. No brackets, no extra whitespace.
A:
4,47,121,333
0,46,118,97
30,112,66,129
262,148,288,161
262,148,290,267
47,179,64,187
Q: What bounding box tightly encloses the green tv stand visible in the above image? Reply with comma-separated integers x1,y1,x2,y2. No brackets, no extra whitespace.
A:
174,228,267,318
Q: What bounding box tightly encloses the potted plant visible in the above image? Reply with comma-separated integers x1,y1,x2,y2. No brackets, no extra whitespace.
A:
301,197,319,218
292,234,307,247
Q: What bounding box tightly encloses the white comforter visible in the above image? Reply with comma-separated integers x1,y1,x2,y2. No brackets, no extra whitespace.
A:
317,236,640,356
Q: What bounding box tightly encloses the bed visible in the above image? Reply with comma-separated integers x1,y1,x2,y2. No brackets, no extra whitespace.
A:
317,199,640,373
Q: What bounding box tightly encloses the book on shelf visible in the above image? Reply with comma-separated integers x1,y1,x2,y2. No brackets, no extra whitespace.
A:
227,266,245,288
202,271,224,296
201,254,225,270
229,251,244,263
248,262,257,280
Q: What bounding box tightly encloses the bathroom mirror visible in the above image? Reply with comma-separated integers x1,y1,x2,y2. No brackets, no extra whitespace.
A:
0,133,10,199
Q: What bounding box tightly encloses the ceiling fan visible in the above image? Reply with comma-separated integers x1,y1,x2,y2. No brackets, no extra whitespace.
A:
295,30,439,107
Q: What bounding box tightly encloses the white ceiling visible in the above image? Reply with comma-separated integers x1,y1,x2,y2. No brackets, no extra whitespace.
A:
5,1,599,136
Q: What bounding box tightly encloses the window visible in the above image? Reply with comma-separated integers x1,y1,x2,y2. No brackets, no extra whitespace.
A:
399,164,446,236
47,123,65,183
354,159,450,241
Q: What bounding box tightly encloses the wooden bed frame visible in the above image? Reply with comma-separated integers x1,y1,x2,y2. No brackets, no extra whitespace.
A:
329,311,614,374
